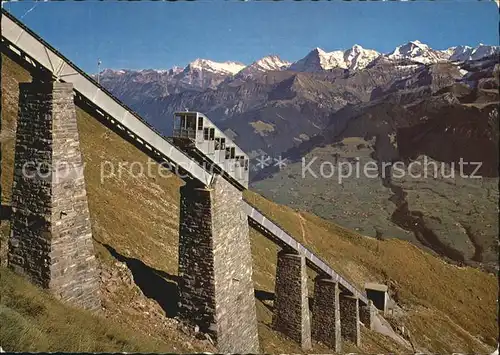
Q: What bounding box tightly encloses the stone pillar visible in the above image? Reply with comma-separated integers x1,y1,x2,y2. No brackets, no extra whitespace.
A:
8,81,100,311
272,250,312,350
311,277,341,352
360,300,376,330
177,175,259,353
340,293,360,346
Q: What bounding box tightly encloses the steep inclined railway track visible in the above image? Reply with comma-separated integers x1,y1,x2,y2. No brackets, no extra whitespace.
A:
1,9,368,304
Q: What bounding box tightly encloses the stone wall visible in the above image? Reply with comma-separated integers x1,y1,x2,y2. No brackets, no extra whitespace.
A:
272,251,312,350
312,277,341,352
339,293,360,346
8,81,100,311
178,176,260,353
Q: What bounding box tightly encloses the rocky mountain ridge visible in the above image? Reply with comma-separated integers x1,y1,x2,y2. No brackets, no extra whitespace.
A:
99,42,499,87
98,43,498,154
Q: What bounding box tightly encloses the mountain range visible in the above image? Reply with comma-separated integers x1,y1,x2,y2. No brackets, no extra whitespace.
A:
100,41,499,82
98,41,499,270
98,41,498,154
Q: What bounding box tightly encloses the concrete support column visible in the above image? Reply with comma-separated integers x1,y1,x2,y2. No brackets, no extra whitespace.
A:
272,250,312,350
311,277,341,352
178,176,260,353
8,81,100,311
340,293,360,346
360,300,376,330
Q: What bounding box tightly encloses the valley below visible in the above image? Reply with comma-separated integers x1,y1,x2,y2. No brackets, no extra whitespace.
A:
251,139,499,271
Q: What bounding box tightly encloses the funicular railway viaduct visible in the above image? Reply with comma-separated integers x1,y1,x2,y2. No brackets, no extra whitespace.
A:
2,9,378,353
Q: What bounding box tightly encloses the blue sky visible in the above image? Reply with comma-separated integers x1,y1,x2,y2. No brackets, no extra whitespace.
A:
3,1,499,73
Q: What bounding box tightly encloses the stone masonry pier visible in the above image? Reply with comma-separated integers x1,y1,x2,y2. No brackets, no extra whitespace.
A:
340,293,361,346
360,300,376,330
312,277,342,352
177,175,260,353
8,81,100,311
272,250,312,350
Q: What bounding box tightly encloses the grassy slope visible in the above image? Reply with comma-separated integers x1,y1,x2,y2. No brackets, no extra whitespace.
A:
0,267,176,353
1,53,497,353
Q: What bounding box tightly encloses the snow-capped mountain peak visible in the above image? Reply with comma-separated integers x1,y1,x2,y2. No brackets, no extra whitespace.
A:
99,68,184,78
349,44,364,52
343,44,381,70
387,40,446,64
290,45,380,72
411,40,427,47
237,55,291,77
252,55,291,71
445,44,500,62
289,47,343,72
389,40,427,56
313,47,327,54
186,58,245,75
99,68,130,76
168,66,184,75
